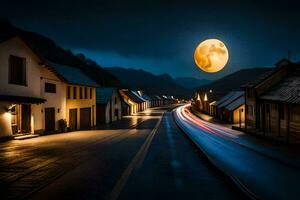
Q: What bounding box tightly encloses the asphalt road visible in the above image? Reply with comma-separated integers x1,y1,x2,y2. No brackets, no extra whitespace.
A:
0,105,245,200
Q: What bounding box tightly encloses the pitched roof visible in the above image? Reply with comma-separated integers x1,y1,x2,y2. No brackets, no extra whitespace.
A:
47,62,98,87
132,91,148,102
215,92,235,106
242,59,293,89
96,87,116,104
131,91,146,103
260,68,300,104
217,91,244,108
141,94,152,101
225,95,245,111
122,90,145,104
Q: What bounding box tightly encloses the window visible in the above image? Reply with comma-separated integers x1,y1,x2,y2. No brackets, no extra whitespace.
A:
80,87,83,99
67,86,71,99
9,55,27,86
279,104,285,120
90,88,93,99
85,87,88,99
45,83,56,93
73,86,77,99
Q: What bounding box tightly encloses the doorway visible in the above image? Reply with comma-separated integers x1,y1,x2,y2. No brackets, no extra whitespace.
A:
45,107,55,132
80,107,91,129
21,104,31,133
69,108,78,130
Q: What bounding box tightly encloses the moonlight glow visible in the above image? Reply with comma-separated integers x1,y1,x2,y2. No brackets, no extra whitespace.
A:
194,39,229,73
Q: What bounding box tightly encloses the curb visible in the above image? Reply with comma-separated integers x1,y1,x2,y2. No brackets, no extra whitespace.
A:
172,110,259,200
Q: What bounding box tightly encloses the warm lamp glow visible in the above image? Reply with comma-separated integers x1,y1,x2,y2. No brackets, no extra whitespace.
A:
194,39,229,73
204,93,208,101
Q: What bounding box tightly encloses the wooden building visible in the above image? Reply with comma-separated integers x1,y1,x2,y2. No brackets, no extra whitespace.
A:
243,59,300,143
193,90,216,115
216,91,245,125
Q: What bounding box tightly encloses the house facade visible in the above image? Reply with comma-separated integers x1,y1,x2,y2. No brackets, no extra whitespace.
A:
96,87,122,124
48,62,98,130
119,89,138,115
193,91,215,115
0,37,66,138
243,59,300,143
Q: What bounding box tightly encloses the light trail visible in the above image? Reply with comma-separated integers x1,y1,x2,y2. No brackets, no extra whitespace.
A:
176,104,238,140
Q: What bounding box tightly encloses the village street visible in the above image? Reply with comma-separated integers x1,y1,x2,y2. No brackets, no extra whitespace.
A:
0,105,244,200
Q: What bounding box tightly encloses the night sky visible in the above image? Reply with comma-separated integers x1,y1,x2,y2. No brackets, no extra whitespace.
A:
1,0,299,80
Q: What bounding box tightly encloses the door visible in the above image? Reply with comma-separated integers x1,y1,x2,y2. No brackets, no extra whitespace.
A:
69,109,78,130
45,107,55,132
80,107,91,129
21,104,31,133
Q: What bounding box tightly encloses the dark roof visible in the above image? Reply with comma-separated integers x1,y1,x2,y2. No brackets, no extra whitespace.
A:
225,95,245,111
242,59,293,89
47,62,98,87
130,91,146,103
0,95,46,104
142,94,152,101
132,91,149,102
217,91,244,108
214,92,235,106
242,69,276,88
122,90,145,103
96,87,116,104
260,68,300,104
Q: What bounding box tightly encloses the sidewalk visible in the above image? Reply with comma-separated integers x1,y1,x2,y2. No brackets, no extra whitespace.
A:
191,107,300,169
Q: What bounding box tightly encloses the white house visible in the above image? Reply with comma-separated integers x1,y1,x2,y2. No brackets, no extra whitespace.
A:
96,87,122,124
0,36,67,138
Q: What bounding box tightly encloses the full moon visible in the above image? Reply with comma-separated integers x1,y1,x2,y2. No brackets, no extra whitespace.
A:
194,39,229,73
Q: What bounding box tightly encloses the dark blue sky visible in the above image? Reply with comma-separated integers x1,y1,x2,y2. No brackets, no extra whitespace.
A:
1,0,299,80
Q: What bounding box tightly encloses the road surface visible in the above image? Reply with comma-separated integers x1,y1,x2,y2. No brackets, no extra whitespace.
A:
174,104,300,200
0,105,245,199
